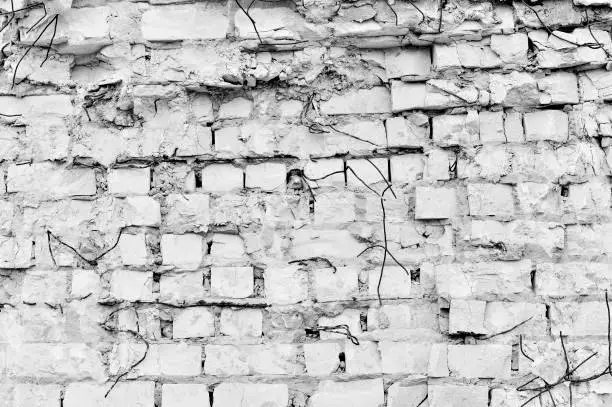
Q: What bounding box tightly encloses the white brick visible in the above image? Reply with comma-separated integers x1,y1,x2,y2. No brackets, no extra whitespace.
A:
201,164,243,192
0,237,33,268
380,342,430,374
123,196,162,226
345,341,381,375
108,168,150,195
245,162,286,191
160,271,204,304
538,72,579,105
163,384,210,407
504,111,524,143
304,342,343,376
309,379,384,407
303,159,344,187
110,270,153,302
165,193,210,233
142,4,229,41
415,187,456,219
346,158,388,187
264,265,308,305
448,344,512,378
385,47,431,79
479,111,505,144
467,183,514,217
192,94,214,123
13,384,61,407
388,383,428,407
320,87,391,115
524,110,569,142
64,382,155,407
173,307,215,338
161,234,203,269
550,302,609,335
313,267,358,301
449,299,487,334
21,270,67,304
220,308,262,337
7,163,96,198
210,233,247,265
211,266,254,298
432,112,479,146
218,97,253,119
118,233,148,266
385,114,429,147
158,343,201,376
390,155,424,184
428,384,489,407
213,383,288,407
490,33,528,64
71,270,99,298
368,266,411,299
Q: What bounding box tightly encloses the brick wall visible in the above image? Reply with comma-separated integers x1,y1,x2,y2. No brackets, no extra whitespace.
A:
1,0,612,406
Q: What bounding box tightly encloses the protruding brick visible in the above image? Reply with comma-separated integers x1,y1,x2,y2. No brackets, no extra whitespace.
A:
524,110,569,142
173,307,215,338
161,234,203,269
320,87,391,115
201,164,244,192
245,162,286,191
163,384,210,407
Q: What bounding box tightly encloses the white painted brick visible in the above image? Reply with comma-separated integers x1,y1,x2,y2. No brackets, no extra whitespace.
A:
71,270,100,298
524,110,569,142
467,183,515,217
550,301,609,335
449,299,487,335
64,382,155,407
220,308,262,337
538,72,579,105
118,233,148,266
7,163,96,198
428,343,449,377
213,383,288,407
211,266,254,298
388,383,428,407
303,159,344,187
346,158,388,187
320,87,392,115
384,47,431,79
161,234,203,269
313,267,358,301
21,270,67,305
490,33,529,64
479,110,505,144
318,309,363,340
110,270,153,302
264,265,308,305
504,111,524,142
13,384,61,407
210,233,247,265
160,271,204,304
245,162,286,191
368,266,411,299
165,193,210,233
0,237,33,269
108,168,150,195
345,341,381,375
432,112,479,146
314,191,356,224
218,97,253,119
380,342,430,374
142,4,229,41
415,186,456,219
385,115,429,147
428,384,489,407
163,384,210,407
304,342,343,376
448,344,512,378
158,343,201,376
192,94,214,123
173,307,215,338
390,154,424,184
123,196,162,226
201,164,244,192
309,379,384,407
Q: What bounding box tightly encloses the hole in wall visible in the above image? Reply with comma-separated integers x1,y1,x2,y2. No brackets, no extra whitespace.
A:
560,185,569,197
195,171,203,188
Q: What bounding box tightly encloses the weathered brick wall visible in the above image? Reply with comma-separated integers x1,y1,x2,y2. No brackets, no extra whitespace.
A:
1,0,612,405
